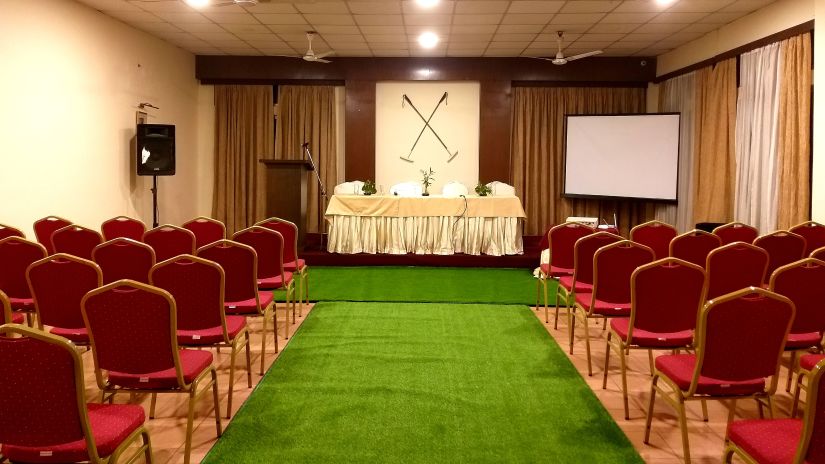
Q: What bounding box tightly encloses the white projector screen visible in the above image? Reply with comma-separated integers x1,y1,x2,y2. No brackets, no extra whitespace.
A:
564,114,681,201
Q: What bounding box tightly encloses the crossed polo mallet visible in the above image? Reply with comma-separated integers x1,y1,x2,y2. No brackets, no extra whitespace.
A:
400,92,459,163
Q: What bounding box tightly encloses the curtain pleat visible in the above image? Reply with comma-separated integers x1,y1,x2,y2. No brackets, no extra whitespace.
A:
776,32,812,229
275,85,338,233
511,87,649,236
212,85,273,234
692,58,737,224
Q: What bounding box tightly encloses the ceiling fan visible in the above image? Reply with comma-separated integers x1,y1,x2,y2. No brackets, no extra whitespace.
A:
531,31,603,65
275,32,335,64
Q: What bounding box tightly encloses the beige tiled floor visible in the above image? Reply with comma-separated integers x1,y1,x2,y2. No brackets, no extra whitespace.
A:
80,299,804,463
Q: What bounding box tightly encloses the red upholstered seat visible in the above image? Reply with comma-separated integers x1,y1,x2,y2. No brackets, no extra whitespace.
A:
727,419,802,464
785,332,822,349
558,275,592,293
178,316,246,345
108,349,214,389
10,312,23,324
283,258,306,272
226,291,274,315
8,297,34,312
257,271,294,289
656,354,766,395
540,263,573,277
3,403,146,463
49,327,89,344
574,293,631,316
610,318,693,348
800,354,825,371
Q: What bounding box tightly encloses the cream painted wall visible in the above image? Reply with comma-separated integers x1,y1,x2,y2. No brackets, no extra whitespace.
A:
0,0,207,238
196,85,215,217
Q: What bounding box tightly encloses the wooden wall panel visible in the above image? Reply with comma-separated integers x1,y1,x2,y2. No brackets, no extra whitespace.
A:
479,80,512,184
344,80,375,181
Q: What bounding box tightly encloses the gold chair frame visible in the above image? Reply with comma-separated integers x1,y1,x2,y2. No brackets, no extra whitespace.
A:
1,290,15,324
712,222,759,244
50,224,103,257
143,224,197,257
0,236,48,325
629,220,678,259
100,216,147,241
811,245,825,260
255,217,309,318
0,222,24,239
182,216,226,246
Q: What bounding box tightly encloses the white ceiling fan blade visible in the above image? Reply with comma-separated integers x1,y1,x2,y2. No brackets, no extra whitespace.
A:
315,58,332,63
314,50,334,59
526,56,556,62
271,54,302,59
565,50,603,62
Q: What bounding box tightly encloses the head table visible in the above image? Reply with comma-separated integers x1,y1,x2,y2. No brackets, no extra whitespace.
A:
324,194,526,256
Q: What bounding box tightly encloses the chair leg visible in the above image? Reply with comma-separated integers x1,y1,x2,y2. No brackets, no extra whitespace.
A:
227,342,238,419
303,269,309,310
260,313,268,375
766,396,776,419
648,350,655,376
726,399,737,428
756,398,764,419
602,332,611,390
536,276,541,313
142,429,154,464
149,393,157,419
701,399,708,422
786,351,797,392
184,390,197,464
583,315,593,376
245,331,252,388
568,307,576,355
792,371,806,417
643,374,659,444
553,286,561,329
211,368,223,437
602,315,607,331
619,344,630,420
722,443,735,464
676,399,691,464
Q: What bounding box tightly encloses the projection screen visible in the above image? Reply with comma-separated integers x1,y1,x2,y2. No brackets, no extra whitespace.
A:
563,114,681,202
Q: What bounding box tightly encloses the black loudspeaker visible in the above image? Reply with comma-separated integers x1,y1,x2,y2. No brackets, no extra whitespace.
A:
136,124,175,176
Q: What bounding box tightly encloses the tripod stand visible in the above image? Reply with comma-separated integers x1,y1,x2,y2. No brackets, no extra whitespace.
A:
303,143,328,251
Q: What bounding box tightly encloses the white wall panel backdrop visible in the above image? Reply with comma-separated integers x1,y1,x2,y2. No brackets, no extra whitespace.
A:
375,82,479,194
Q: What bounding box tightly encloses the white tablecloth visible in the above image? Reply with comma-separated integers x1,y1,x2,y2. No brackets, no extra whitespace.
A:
324,195,526,256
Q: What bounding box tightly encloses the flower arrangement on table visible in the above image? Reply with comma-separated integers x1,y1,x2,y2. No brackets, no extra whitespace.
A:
421,168,435,196
475,182,492,197
362,179,377,195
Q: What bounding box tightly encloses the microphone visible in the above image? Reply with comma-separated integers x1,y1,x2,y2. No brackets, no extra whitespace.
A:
301,142,309,148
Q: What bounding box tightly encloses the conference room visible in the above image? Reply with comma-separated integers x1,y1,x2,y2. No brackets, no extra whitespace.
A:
1,0,824,462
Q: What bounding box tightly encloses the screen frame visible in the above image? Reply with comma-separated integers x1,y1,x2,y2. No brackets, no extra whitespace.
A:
562,112,681,203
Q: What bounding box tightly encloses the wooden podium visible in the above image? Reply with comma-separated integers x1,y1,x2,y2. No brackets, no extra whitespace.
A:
259,159,313,248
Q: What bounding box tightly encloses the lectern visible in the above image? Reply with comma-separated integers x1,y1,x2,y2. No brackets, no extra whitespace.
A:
259,159,313,247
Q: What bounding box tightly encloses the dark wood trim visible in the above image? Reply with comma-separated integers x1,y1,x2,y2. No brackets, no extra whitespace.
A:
654,20,814,83
344,80,375,181
478,80,512,184
511,80,650,88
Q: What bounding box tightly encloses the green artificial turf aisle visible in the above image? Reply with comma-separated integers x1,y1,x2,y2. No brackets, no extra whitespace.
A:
204,302,641,463
276,266,556,305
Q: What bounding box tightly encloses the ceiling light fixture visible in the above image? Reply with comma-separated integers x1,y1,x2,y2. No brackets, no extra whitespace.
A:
418,32,439,49
415,0,440,8
655,0,677,6
184,0,210,8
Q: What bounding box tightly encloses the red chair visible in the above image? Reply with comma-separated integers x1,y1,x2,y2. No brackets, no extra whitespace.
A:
790,220,825,256
713,222,759,245
754,231,807,285
182,216,225,249
0,222,24,240
630,220,678,260
812,246,825,261
33,216,72,254
92,238,156,284
705,242,769,300
143,224,196,262
0,237,47,316
197,240,279,375
792,353,825,417
51,224,103,260
572,240,654,376
769,258,825,392
535,222,594,327
725,358,825,464
232,226,296,324
256,217,309,316
81,280,221,464
669,229,722,268
644,287,794,463
0,290,25,324
557,232,622,342
0,325,152,464
604,258,706,419
27,254,102,345
101,216,146,241
150,255,251,418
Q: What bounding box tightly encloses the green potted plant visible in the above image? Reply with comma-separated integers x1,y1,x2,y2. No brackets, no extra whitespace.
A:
421,168,435,196
362,179,377,196
475,182,492,197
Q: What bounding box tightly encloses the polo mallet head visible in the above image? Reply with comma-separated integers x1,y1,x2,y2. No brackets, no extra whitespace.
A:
448,151,459,162
399,156,414,163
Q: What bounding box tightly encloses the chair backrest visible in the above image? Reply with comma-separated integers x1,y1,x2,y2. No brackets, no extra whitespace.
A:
92,238,156,284
814,246,825,261
196,240,260,305
669,229,722,268
769,258,825,335
630,258,706,337
572,232,622,286
51,225,103,260
232,226,285,281
0,237,48,300
591,240,655,306
33,216,72,254
712,222,759,245
256,218,300,264
548,222,594,270
143,224,196,262
797,358,825,463
754,231,807,284
150,255,226,333
0,326,97,457
630,220,678,260
0,223,24,240
100,216,146,242
706,242,769,300
790,221,825,257
27,254,102,330
182,217,226,250
0,290,14,324
82,280,185,387
692,288,793,394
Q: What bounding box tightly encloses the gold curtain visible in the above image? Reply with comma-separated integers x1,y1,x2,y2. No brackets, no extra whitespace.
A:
275,85,337,233
776,32,812,229
511,86,650,236
213,85,274,234
692,58,737,224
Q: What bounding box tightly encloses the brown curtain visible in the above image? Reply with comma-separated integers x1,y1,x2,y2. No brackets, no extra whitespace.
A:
776,32,812,229
275,85,337,233
511,86,650,236
213,85,274,234
692,58,737,224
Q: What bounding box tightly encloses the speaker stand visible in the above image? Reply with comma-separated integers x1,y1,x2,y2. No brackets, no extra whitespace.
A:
151,175,159,228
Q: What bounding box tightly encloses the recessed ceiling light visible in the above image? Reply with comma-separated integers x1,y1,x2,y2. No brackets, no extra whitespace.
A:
415,0,440,8
185,0,210,8
655,0,677,6
418,32,439,49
